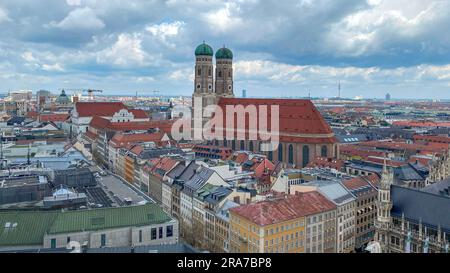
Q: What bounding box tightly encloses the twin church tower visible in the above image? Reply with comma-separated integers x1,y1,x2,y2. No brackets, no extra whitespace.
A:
193,42,235,110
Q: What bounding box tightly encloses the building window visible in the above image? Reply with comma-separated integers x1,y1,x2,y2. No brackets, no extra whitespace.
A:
151,228,157,240
100,234,106,247
232,140,236,150
67,237,71,244
302,145,310,167
224,139,228,147
268,151,273,161
288,144,294,164
249,141,254,152
240,140,245,150
278,143,283,162
197,68,201,76
50,238,56,249
321,145,328,157
218,71,222,77
139,230,143,243
159,227,163,239
167,225,173,237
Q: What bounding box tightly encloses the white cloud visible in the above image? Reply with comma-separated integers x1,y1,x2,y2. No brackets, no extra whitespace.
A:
66,0,82,6
203,2,243,33
234,59,450,87
96,33,150,67
326,0,450,57
42,63,65,72
147,21,185,39
49,7,105,30
0,7,11,23
168,68,194,82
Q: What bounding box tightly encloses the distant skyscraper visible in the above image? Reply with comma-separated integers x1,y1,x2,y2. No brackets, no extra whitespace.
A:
242,89,247,98
385,93,391,101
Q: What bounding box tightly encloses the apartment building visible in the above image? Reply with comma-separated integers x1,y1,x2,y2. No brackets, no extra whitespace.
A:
229,191,336,253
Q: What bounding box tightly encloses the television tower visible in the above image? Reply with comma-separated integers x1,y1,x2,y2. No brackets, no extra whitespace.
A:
338,81,341,99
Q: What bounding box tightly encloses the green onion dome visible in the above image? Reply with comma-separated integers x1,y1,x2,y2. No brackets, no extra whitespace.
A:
215,47,233,59
195,42,214,56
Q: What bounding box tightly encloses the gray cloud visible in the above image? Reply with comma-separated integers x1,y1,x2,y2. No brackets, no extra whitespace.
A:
0,0,450,99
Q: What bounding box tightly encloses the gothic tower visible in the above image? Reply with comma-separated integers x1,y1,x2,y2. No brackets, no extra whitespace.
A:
375,159,394,253
192,42,217,134
215,46,234,97
194,42,214,95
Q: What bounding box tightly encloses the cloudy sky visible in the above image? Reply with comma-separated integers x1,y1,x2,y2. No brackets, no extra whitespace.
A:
1,0,450,99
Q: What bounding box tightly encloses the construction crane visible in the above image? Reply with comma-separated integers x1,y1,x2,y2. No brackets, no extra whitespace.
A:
83,89,103,101
62,89,103,101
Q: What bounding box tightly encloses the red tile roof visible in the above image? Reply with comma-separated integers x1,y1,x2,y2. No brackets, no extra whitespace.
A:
342,176,369,190
216,98,336,144
230,191,336,226
26,111,39,119
89,116,175,134
130,109,149,119
413,135,450,144
75,102,128,117
39,113,70,122
233,152,250,164
393,121,450,128
109,132,165,148
307,157,345,170
145,157,178,178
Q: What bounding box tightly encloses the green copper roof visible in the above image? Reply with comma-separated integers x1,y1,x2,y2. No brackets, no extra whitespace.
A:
195,42,214,56
0,211,58,247
56,89,71,103
215,47,233,59
0,204,172,247
48,204,171,234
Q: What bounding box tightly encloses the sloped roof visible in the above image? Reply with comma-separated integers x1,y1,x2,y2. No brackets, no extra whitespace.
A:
218,98,333,135
129,109,149,119
75,102,127,117
394,164,425,181
110,132,164,148
39,113,70,122
90,116,174,134
230,191,336,226
391,185,450,231
0,204,172,247
421,179,450,197
303,180,355,205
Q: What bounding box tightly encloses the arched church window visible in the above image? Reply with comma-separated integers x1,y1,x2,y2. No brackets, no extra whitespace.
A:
209,68,212,76
321,145,328,157
302,145,310,167
288,145,294,165
197,68,201,76
278,143,283,162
